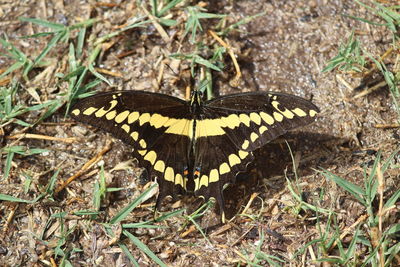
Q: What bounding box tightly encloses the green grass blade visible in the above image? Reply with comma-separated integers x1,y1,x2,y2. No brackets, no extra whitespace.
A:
45,169,60,196
19,17,65,30
109,183,158,224
0,194,32,203
3,150,14,179
123,230,167,267
24,31,64,76
119,243,140,267
158,0,184,16
320,169,366,205
194,55,222,71
0,62,24,79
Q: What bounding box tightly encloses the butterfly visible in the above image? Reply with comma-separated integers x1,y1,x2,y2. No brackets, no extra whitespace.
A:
70,90,319,219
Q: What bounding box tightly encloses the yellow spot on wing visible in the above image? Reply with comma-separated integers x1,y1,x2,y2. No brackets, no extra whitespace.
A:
239,114,250,127
242,140,250,150
128,112,140,124
144,150,157,165
83,107,98,115
106,110,117,120
165,119,192,137
238,150,248,159
175,173,184,188
250,112,261,125
280,109,295,119
72,109,80,116
138,150,147,156
309,110,317,117
260,112,274,125
199,175,209,189
273,112,284,122
196,119,225,138
164,167,174,182
272,101,294,119
250,132,259,142
259,125,268,134
223,114,240,129
154,160,165,173
95,100,118,117
228,154,241,167
219,163,230,175
150,114,169,128
292,108,307,117
209,169,219,182
194,178,200,191
139,139,147,149
115,110,130,123
139,113,151,126
121,124,130,133
131,131,139,141
271,101,294,119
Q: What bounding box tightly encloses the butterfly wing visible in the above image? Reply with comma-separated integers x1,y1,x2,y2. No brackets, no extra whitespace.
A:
192,92,319,211
70,91,193,206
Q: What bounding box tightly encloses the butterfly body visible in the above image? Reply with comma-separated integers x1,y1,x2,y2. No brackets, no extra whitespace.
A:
71,90,319,214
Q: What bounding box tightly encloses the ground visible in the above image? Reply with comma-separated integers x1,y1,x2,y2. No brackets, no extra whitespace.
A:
0,0,399,266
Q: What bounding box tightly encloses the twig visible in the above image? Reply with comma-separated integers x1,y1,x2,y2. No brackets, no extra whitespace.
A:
336,74,354,91
50,256,57,267
241,192,258,216
55,142,112,193
2,203,18,235
230,225,255,247
180,225,196,238
208,30,242,87
353,80,387,99
328,214,368,251
7,133,78,144
374,123,400,129
94,67,123,78
141,5,171,43
377,163,385,267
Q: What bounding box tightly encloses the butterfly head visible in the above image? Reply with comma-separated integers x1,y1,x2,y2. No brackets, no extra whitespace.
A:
190,90,203,113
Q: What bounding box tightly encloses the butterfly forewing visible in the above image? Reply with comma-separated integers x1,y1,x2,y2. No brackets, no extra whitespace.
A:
70,91,193,201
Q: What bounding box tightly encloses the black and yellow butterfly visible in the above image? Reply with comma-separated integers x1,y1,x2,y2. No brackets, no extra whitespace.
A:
70,90,319,218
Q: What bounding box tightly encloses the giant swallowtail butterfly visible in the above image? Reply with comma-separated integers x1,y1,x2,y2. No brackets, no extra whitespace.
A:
71,90,319,218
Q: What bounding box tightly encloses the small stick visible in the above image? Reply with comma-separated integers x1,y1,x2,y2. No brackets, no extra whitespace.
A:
353,80,387,99
94,68,123,78
377,163,385,267
2,203,18,235
141,5,171,43
7,133,78,144
180,225,196,238
50,257,57,267
328,214,368,251
230,225,255,247
241,192,258,216
374,123,400,129
336,74,354,91
208,30,242,87
55,142,112,194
